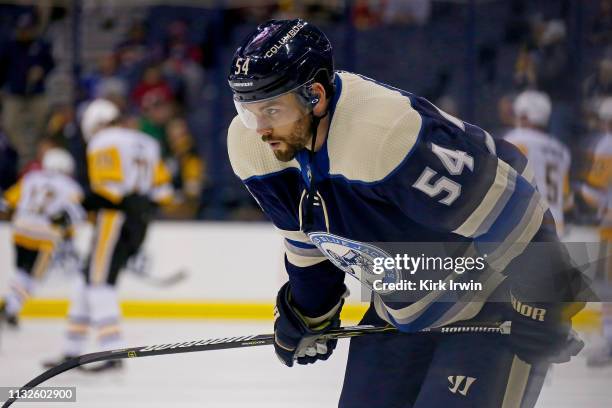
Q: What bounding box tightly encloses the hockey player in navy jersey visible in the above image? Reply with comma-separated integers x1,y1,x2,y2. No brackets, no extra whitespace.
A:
227,19,588,407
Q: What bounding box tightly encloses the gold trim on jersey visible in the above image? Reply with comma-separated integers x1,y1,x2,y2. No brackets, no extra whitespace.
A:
3,179,22,208
88,146,125,204
88,146,124,183
152,161,174,205
12,218,63,251
584,154,612,189
90,210,125,285
91,183,123,204
513,142,529,157
153,161,172,186
13,233,55,252
182,156,203,183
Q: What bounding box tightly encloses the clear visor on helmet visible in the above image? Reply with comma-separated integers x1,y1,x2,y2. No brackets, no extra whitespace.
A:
233,84,314,130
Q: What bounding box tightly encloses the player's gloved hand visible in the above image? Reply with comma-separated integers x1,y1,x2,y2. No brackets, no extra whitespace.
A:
273,282,346,367
508,293,585,364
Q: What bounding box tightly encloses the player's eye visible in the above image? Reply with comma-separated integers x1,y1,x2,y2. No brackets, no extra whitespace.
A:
264,107,281,117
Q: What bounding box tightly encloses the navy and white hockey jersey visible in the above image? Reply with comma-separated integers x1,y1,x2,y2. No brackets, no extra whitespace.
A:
228,71,555,332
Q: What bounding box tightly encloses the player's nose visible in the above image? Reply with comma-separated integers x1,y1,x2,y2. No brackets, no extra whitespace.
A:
254,116,274,136
256,125,273,136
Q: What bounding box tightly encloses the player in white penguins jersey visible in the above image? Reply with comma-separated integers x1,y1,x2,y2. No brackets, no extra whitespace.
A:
1,148,84,326
45,98,173,371
504,90,572,236
227,19,590,407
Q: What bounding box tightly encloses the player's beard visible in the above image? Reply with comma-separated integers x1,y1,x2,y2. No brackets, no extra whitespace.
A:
262,114,312,162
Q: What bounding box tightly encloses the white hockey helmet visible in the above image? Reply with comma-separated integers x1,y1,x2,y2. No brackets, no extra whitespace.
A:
513,90,552,127
598,97,612,122
81,98,120,142
42,148,75,175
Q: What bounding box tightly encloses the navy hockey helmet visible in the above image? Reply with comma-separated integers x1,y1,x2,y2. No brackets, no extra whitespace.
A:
228,19,334,129
228,19,334,103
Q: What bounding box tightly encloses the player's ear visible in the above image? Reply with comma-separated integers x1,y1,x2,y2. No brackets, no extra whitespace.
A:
311,82,328,117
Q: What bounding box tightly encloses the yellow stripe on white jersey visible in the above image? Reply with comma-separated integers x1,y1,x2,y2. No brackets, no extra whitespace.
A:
13,232,57,252
90,210,125,285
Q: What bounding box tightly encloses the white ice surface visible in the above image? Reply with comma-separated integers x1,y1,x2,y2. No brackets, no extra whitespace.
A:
1,320,611,407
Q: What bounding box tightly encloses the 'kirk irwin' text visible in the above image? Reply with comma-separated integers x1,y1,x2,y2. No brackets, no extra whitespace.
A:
373,279,483,292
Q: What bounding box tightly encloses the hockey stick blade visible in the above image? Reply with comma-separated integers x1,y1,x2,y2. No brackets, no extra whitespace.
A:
1,321,509,407
145,269,189,287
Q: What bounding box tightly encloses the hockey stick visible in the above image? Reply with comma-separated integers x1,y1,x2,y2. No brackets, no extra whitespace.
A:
137,268,190,288
125,251,189,288
1,321,510,407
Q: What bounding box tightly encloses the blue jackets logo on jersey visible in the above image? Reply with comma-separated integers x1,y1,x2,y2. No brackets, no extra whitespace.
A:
308,232,400,294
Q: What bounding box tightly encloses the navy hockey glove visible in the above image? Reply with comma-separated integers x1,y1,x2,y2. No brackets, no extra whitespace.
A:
508,293,584,364
274,282,346,367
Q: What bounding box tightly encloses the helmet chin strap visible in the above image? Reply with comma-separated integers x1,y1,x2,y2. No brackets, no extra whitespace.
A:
303,108,329,231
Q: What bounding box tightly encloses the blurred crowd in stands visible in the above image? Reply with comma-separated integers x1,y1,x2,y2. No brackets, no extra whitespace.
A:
0,4,209,220
0,0,610,228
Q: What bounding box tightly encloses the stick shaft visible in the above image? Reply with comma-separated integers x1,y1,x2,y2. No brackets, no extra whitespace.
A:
1,321,509,407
